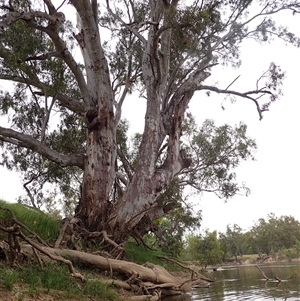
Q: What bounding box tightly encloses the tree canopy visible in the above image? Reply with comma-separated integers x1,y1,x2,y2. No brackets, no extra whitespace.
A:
0,0,299,247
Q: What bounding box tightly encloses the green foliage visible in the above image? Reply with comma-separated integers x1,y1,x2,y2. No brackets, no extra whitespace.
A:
185,230,223,269
151,178,202,257
249,213,300,255
181,116,256,199
283,240,300,262
125,240,180,272
218,214,300,259
0,200,60,242
219,224,245,260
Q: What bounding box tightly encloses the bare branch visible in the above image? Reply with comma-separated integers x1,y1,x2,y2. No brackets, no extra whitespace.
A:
43,0,56,15
198,85,273,120
23,179,39,210
41,95,56,143
225,75,241,90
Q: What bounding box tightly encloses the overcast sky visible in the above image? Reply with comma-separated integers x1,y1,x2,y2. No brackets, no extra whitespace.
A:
121,10,300,233
1,3,300,234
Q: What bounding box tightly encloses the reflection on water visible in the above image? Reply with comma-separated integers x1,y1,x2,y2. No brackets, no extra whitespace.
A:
162,294,191,301
162,264,300,301
189,263,300,301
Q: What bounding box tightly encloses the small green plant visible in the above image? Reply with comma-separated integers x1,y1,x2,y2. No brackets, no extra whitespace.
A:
0,267,19,291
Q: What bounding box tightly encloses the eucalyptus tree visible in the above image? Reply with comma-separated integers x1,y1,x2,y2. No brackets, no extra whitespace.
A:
250,214,300,255
186,230,223,269
0,0,299,244
219,224,245,261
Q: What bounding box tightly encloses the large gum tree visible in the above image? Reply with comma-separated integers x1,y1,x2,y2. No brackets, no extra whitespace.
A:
0,0,299,243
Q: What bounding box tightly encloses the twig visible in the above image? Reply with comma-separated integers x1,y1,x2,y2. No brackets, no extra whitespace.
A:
225,75,241,90
33,247,43,268
54,218,70,248
18,229,85,281
0,206,48,246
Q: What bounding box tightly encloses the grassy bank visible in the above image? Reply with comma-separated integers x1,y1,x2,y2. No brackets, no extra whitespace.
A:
0,200,60,242
0,200,181,300
0,264,121,301
0,200,123,300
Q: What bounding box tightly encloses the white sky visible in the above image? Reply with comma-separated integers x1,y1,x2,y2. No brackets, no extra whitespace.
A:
1,3,300,234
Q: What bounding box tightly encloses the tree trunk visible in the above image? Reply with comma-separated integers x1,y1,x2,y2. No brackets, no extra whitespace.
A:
75,108,116,231
72,0,117,232
73,0,202,240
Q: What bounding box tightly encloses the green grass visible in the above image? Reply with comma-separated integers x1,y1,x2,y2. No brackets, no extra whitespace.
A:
0,199,60,242
83,279,121,300
125,240,166,265
124,240,181,272
0,264,120,300
0,267,19,291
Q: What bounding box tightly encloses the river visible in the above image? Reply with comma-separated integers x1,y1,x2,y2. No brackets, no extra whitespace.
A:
163,263,300,301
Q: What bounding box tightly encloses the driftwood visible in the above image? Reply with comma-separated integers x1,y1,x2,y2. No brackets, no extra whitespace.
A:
255,265,282,282
50,249,190,292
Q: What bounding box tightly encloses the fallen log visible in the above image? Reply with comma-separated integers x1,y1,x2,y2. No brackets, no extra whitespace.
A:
42,247,191,294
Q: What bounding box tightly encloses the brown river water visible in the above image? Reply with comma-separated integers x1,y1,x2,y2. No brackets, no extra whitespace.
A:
162,263,300,301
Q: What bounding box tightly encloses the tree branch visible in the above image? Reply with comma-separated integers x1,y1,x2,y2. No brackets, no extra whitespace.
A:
0,74,84,115
105,0,146,45
198,85,273,120
41,95,56,143
0,9,89,108
0,126,84,169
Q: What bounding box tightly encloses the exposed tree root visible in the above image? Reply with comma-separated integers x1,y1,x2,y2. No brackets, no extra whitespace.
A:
156,254,216,290
54,217,71,248
156,255,196,273
156,255,215,282
0,224,191,299
46,248,190,292
0,209,193,299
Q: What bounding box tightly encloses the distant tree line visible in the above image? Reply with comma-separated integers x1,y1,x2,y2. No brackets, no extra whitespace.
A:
183,213,300,268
